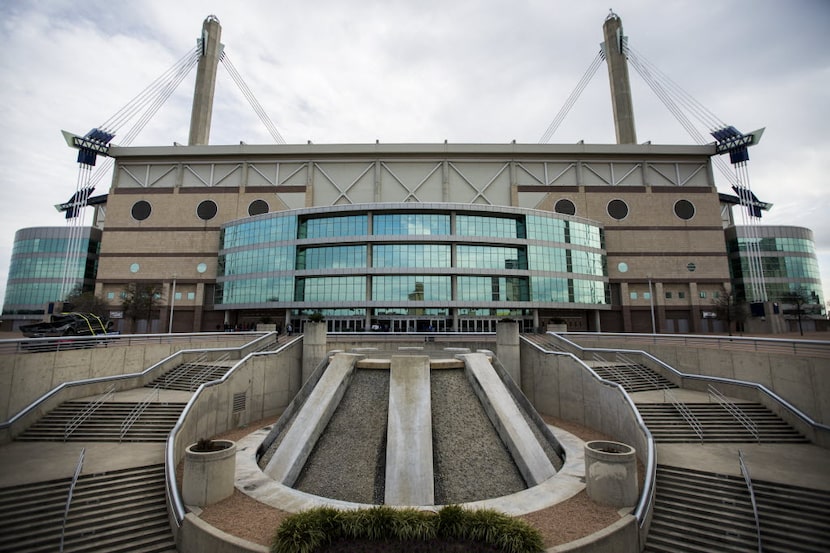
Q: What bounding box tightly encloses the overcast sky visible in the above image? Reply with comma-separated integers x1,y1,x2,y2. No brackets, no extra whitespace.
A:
1,0,828,314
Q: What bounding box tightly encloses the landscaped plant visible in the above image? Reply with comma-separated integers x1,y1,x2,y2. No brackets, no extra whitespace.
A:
271,504,544,553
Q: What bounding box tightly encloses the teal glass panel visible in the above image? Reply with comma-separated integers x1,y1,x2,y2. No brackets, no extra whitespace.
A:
373,244,450,268
457,276,529,301
223,215,297,248
216,276,294,304
299,215,367,239
456,245,527,270
526,215,566,243
295,276,366,302
297,245,366,270
456,215,522,238
372,276,451,301
220,246,295,276
373,213,449,235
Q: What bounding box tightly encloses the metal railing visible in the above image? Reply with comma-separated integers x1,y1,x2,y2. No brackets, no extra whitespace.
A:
0,331,267,356
59,448,85,553
64,385,115,441
664,387,704,441
158,352,210,389
739,450,763,553
189,353,232,391
562,332,830,358
119,385,161,442
616,352,672,390
709,385,760,441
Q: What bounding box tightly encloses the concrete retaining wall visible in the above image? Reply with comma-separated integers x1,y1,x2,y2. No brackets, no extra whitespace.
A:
566,335,830,426
0,335,256,421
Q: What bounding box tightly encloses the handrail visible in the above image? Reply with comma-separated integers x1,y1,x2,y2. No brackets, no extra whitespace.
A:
0,331,267,355
665,388,704,441
592,353,635,390
562,331,830,358
165,335,304,526
739,450,763,553
161,352,210,389
189,352,232,391
616,352,670,390
709,385,759,441
521,336,658,529
64,385,115,440
119,385,160,442
59,447,85,553
547,332,830,436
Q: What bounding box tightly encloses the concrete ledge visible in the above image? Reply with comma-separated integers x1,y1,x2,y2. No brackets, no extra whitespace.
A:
385,356,434,506
179,512,267,553
547,514,638,553
461,352,556,486
236,423,586,515
264,353,362,485
355,358,391,369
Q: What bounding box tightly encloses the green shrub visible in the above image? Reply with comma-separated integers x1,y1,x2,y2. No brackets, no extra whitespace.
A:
271,504,544,553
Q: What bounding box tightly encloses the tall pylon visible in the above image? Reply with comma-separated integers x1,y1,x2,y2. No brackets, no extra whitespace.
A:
188,15,223,145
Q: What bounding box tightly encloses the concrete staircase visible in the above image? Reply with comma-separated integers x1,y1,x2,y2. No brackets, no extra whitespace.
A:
590,363,677,393
16,401,186,442
636,403,808,443
0,463,176,553
645,465,830,553
145,361,235,391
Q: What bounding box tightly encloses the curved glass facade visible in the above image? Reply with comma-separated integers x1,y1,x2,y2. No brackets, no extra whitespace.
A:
2,227,102,315
725,226,824,311
216,204,609,330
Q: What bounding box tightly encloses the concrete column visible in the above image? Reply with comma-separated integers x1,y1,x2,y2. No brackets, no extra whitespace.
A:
496,320,520,384
188,16,222,146
302,321,327,384
602,12,637,144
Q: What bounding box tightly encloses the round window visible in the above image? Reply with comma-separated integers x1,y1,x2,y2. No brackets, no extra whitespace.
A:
248,199,269,216
617,262,629,273
131,200,152,221
674,199,695,220
129,263,140,273
197,262,207,274
687,262,697,272
607,199,629,220
554,199,576,216
197,200,218,221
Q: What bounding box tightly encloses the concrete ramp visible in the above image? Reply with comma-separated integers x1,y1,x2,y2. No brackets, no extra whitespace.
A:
460,352,556,486
264,353,361,486
385,355,434,506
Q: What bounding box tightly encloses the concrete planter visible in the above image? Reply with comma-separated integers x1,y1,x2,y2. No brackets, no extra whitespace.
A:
183,439,236,507
584,440,638,508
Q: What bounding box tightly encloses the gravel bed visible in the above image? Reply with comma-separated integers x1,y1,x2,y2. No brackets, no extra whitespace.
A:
293,369,390,503
431,369,526,504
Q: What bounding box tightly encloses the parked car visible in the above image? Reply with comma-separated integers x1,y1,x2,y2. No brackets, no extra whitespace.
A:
19,312,113,338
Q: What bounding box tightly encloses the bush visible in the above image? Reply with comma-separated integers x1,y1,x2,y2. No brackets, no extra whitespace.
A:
271,505,543,553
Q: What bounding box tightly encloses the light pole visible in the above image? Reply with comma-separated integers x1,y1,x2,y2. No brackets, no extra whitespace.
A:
168,275,177,333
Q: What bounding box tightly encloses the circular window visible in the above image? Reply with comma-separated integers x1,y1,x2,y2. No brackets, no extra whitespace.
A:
687,262,697,272
197,262,207,274
554,199,576,216
197,200,218,221
131,200,152,221
674,199,695,220
248,199,269,216
607,199,629,220
618,262,629,273
129,263,140,273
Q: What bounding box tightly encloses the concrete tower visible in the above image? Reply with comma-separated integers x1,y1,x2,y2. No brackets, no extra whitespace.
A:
188,15,223,146
602,12,637,144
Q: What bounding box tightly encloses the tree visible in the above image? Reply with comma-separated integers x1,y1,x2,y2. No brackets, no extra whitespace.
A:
63,286,110,319
713,288,748,336
121,283,162,333
780,289,809,336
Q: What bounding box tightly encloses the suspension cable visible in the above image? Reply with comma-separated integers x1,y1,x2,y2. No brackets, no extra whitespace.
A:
624,44,725,132
99,46,200,134
219,51,285,144
538,50,605,143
